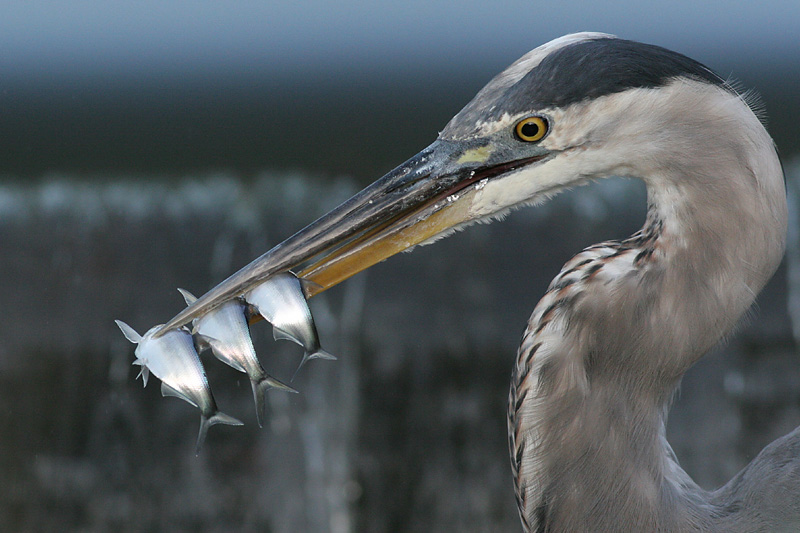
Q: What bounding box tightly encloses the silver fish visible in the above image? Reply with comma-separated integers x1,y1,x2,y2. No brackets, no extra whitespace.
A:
244,272,335,378
115,320,243,453
178,289,297,427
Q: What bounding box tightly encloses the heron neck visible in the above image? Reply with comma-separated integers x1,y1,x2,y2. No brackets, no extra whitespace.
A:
510,317,700,530
510,122,787,531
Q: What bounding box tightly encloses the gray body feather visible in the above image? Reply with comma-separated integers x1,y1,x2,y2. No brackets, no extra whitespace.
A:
490,35,789,532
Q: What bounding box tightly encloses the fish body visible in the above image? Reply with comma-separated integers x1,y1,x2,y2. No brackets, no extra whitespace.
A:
115,320,243,453
244,272,335,376
179,289,296,427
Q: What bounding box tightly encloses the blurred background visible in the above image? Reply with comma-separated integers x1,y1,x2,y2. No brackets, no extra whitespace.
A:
1,1,799,531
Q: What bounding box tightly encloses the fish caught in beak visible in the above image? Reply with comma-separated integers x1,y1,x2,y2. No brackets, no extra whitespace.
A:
158,137,552,335
115,320,244,453
245,272,336,380
178,289,297,428
118,126,554,443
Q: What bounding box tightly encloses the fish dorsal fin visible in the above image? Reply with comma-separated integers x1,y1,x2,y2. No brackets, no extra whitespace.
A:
299,277,323,299
115,320,142,344
273,326,301,345
161,382,198,408
178,288,198,305
193,333,212,352
244,302,261,323
202,335,247,373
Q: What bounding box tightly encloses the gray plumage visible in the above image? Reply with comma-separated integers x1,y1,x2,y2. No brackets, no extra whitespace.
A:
480,34,790,531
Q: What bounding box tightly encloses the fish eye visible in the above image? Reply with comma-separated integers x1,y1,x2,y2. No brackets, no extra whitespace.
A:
514,116,548,142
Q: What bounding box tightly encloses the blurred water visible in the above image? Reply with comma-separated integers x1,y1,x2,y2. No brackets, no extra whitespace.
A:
787,160,800,348
1,167,797,531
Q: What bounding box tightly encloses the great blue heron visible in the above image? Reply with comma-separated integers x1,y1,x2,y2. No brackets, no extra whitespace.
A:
161,33,792,530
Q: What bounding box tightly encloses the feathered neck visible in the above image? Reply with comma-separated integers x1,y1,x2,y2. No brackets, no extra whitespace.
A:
508,91,786,531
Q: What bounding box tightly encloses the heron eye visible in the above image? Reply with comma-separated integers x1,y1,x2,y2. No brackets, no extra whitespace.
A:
515,116,548,142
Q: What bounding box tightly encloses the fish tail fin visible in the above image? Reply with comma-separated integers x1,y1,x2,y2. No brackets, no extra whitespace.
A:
291,349,337,381
310,349,337,361
195,411,244,455
251,375,298,427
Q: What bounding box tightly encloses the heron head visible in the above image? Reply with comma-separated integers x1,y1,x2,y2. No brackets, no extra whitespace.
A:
161,32,749,331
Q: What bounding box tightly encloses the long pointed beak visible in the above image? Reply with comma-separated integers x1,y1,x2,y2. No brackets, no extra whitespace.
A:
157,138,548,335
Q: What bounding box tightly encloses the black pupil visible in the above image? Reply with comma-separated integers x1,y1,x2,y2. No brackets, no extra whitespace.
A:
520,121,541,139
